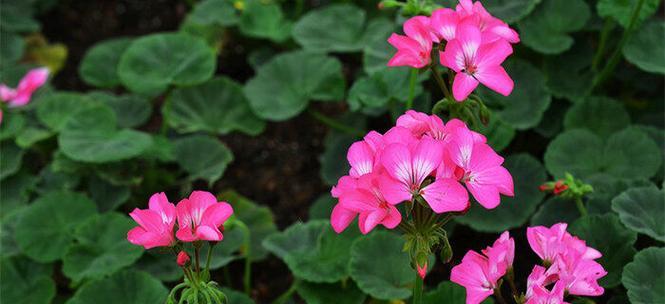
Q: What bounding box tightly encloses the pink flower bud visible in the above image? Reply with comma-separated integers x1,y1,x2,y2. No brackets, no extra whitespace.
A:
417,262,428,280
177,251,190,266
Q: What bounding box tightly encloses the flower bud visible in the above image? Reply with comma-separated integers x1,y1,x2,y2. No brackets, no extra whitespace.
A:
177,251,190,266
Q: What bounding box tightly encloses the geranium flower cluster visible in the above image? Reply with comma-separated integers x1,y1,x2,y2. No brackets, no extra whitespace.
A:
387,0,519,101
127,191,233,249
0,67,49,123
451,223,607,304
330,110,513,234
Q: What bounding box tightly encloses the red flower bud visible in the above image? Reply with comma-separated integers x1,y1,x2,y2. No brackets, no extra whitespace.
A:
538,184,549,192
177,251,190,266
417,262,428,280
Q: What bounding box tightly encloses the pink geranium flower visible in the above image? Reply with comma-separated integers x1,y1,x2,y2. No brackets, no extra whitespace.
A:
455,0,520,44
387,16,433,68
451,250,507,304
430,8,460,42
176,191,233,242
0,67,49,107
127,192,177,249
334,173,402,234
482,231,514,270
526,223,601,264
526,280,569,304
551,256,606,296
447,126,514,209
379,138,469,213
440,20,514,101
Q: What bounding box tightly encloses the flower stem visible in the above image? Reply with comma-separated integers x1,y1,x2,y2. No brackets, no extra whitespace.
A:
413,271,424,304
308,108,365,137
235,220,253,295
507,268,519,299
429,65,452,100
575,197,588,217
195,246,201,275
272,279,299,304
406,68,418,110
592,19,615,72
591,0,645,91
205,243,214,273
494,286,508,304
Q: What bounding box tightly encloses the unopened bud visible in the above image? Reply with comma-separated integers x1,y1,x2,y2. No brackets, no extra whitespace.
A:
416,262,427,280
416,252,428,279
177,251,190,266
440,235,453,264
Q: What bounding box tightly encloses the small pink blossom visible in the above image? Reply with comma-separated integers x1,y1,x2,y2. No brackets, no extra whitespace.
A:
450,250,506,304
481,231,514,270
417,261,428,279
127,192,177,249
177,251,190,266
526,280,569,304
387,16,433,68
0,67,49,107
548,252,606,296
526,223,601,264
455,0,520,44
176,191,233,242
440,20,514,101
430,8,460,42
447,126,513,209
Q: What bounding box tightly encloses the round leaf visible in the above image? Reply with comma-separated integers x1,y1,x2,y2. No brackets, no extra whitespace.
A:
187,0,239,27
0,112,25,140
296,280,366,304
612,185,665,242
263,220,359,283
238,0,292,42
320,132,356,186
350,231,414,300
164,77,265,136
58,104,153,163
118,32,216,96
173,134,234,185
563,96,630,138
543,42,593,102
569,213,637,287
544,129,604,178
456,154,547,232
0,171,37,219
622,247,665,304
63,213,144,282
35,92,99,131
531,196,580,226
478,59,551,130
79,38,132,88
15,191,97,262
244,50,345,121
0,256,55,304
0,142,24,180
604,127,662,179
0,31,24,66
309,195,336,220
482,0,542,23
519,0,590,54
88,91,152,128
348,68,423,113
222,288,255,304
66,270,168,304
472,114,515,152
597,0,661,28
623,20,665,75
424,281,494,304
87,176,130,212
135,251,183,282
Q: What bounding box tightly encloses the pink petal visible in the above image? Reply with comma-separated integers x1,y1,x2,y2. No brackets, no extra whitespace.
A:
420,178,469,213
387,34,430,68
381,205,402,229
330,203,357,233
378,174,412,205
10,67,49,107
380,143,413,184
331,175,357,198
452,72,479,101
188,191,218,212
404,16,433,48
201,201,233,227
440,40,464,72
396,110,431,136
176,226,197,242
176,198,194,229
358,210,382,234
129,209,164,232
454,19,482,62
476,65,514,96
466,180,501,209
339,188,381,212
448,125,476,168
476,39,513,68
348,141,375,177
411,138,444,185
430,8,459,41
383,126,417,146
0,85,16,101
148,192,176,223
467,143,504,172
196,225,223,241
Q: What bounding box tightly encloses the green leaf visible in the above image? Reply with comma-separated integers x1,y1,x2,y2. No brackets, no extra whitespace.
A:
612,185,665,242
296,280,366,304
66,270,168,304
219,190,277,261
238,0,292,42
118,32,216,96
263,220,360,283
58,104,153,163
16,126,53,148
478,59,551,130
1,208,25,257
585,174,652,214
544,128,662,179
0,31,24,66
543,41,593,102
0,112,25,140
0,256,55,304
597,0,661,28
456,154,547,232
622,247,665,304
363,29,398,75
569,213,637,288
63,213,144,282
79,38,132,88
222,288,255,304
35,92,99,132
348,68,423,113
0,142,24,180
319,132,356,186
349,231,414,300
482,0,542,23
88,176,130,212
563,96,630,138
519,0,590,54
173,134,234,185
623,19,665,75
15,191,97,262
293,5,392,53
88,91,152,128
206,227,244,269
187,0,239,27
164,77,265,136
309,194,336,220
0,171,37,219
472,114,515,152
134,251,182,282
423,281,494,304
0,3,39,33
531,197,580,226
244,50,344,121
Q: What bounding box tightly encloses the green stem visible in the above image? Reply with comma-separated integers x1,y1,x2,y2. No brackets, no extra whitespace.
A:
413,271,424,304
195,246,201,275
308,108,365,137
575,197,588,217
507,268,519,299
494,285,508,304
205,243,214,272
406,68,418,110
235,220,253,295
272,279,299,304
429,65,452,100
592,0,645,91
592,19,615,72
